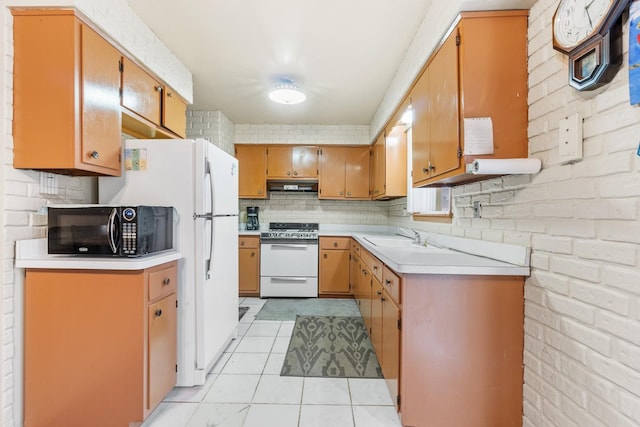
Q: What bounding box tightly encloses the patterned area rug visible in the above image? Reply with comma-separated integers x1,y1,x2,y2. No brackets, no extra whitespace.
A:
281,315,382,378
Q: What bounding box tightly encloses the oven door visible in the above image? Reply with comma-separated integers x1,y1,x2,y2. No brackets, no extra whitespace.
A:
47,207,120,255
260,241,318,297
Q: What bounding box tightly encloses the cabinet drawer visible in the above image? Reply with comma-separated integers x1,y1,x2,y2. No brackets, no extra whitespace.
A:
382,265,401,306
320,236,350,250
148,264,177,301
351,239,361,256
361,249,383,282
239,236,260,249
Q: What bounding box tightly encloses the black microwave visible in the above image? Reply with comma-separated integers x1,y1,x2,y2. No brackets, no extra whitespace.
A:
48,206,174,257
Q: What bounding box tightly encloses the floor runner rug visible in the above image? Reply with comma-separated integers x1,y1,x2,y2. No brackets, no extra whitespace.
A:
238,306,249,320
281,315,382,378
255,298,360,321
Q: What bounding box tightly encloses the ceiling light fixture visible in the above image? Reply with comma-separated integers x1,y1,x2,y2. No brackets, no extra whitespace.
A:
269,78,306,105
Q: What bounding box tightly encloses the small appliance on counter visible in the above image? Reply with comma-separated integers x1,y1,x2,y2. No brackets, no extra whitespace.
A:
47,205,173,257
246,206,260,230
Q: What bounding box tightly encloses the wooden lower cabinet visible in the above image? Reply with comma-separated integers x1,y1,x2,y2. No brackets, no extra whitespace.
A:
239,236,260,296
400,274,524,427
319,236,351,295
23,261,178,427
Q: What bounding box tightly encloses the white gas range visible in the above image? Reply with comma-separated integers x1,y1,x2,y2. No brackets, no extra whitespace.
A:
259,222,319,297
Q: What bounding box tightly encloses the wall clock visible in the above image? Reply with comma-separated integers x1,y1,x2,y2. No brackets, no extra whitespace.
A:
552,0,629,91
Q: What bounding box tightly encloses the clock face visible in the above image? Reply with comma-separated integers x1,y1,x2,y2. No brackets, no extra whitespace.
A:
554,0,615,50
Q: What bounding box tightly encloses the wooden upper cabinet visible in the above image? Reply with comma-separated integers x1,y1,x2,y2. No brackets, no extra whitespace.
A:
121,57,163,126
12,10,122,176
235,145,267,199
267,146,318,179
163,88,187,138
411,10,528,187
372,109,407,201
319,146,370,200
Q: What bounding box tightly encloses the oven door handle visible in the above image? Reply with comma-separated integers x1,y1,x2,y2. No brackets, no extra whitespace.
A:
268,244,310,249
269,277,309,282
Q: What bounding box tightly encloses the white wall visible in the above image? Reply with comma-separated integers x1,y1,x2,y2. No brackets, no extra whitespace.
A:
0,2,193,425
235,124,370,146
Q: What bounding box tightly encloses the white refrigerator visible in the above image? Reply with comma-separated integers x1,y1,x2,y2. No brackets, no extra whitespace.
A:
99,138,239,386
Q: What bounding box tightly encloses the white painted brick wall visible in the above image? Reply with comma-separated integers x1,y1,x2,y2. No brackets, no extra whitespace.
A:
235,124,370,146
0,1,193,425
186,110,236,155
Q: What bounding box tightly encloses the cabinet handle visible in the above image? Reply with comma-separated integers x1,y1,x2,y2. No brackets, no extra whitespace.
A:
428,161,435,172
294,171,298,176
251,251,255,257
162,278,171,286
333,242,338,247
90,151,99,159
155,85,163,92
377,290,382,296
339,191,344,196
381,296,386,302
287,171,291,176
347,192,351,196
240,241,245,246
154,309,163,317
257,190,263,195
323,253,328,258
167,91,173,97
385,279,392,285
373,265,378,271
422,167,428,174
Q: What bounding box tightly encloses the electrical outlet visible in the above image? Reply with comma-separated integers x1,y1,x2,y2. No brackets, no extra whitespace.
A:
473,201,481,218
558,113,583,163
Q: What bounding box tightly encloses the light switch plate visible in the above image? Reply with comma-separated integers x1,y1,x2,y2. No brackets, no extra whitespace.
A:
558,113,583,164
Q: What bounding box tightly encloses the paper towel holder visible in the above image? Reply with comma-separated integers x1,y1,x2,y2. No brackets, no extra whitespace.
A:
466,158,542,175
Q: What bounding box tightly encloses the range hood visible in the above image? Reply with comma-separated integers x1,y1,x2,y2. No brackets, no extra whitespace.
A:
267,180,318,192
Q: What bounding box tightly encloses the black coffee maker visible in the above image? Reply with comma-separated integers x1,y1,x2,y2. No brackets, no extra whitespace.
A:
246,206,260,230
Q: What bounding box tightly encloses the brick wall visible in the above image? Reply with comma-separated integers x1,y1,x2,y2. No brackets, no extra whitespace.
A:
186,110,236,155
235,124,370,145
0,1,193,425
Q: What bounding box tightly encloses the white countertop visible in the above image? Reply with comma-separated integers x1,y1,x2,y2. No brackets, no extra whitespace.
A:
15,238,182,270
351,233,530,276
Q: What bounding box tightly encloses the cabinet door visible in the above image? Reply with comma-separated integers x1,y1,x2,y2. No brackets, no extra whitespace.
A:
345,146,371,199
370,278,383,357
239,247,260,295
371,135,385,198
318,146,346,198
235,145,267,198
382,293,400,409
428,29,460,180
319,249,351,294
292,146,318,178
266,146,292,178
148,293,177,411
162,88,187,138
360,265,373,332
411,69,431,186
122,57,162,125
81,25,122,172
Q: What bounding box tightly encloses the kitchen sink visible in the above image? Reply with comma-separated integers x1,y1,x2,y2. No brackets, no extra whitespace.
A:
363,236,420,248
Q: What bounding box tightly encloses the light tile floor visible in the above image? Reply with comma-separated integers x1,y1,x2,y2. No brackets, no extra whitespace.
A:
141,297,403,427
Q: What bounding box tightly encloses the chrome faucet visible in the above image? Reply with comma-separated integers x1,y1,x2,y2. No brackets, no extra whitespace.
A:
397,227,421,244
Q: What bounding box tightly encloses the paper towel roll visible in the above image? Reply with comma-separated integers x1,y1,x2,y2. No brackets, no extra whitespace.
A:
470,158,541,175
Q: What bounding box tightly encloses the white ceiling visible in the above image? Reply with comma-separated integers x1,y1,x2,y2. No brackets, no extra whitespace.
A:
124,0,536,125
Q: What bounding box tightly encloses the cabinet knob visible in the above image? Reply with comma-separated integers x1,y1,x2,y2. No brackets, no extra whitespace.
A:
240,241,245,246
333,242,338,247
428,161,435,172
422,167,428,174
294,171,298,176
90,151,99,159
251,251,255,257
385,279,392,285
347,192,351,196
339,191,344,196
155,85,163,92
257,190,263,195
154,309,163,317
323,253,328,258
162,278,171,286
377,290,382,296
167,91,173,97
381,296,386,302
287,171,291,176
